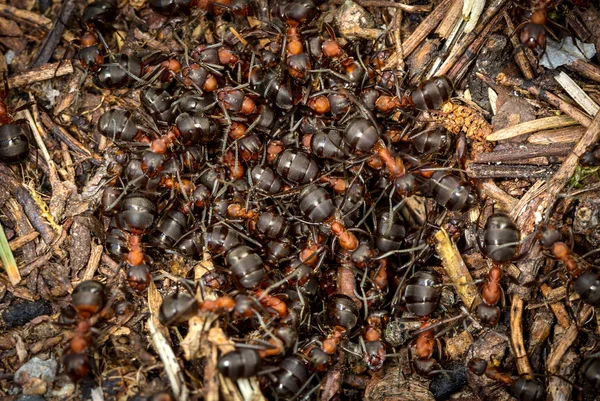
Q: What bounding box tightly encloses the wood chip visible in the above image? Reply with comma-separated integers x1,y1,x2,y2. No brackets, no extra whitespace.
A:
434,228,477,309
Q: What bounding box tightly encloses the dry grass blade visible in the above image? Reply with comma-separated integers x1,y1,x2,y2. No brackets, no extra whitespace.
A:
0,221,20,285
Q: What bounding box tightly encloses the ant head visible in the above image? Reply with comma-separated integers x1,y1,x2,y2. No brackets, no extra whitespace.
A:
537,225,561,247
72,280,106,319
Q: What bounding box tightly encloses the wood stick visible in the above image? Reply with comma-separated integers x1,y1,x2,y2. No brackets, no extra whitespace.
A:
475,179,517,210
487,116,579,141
383,0,455,69
503,11,534,80
527,126,585,145
547,304,593,374
540,284,571,328
447,12,503,82
8,232,39,251
568,59,600,84
8,61,73,89
31,0,76,67
434,228,477,309
436,0,509,76
554,71,599,117
510,295,533,378
474,142,573,163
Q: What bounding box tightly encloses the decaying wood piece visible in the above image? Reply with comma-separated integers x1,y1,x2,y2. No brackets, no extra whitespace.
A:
0,165,56,244
509,295,533,378
434,228,477,309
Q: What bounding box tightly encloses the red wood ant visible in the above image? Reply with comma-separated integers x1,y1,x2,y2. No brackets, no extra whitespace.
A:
538,224,600,306
468,358,545,401
62,281,111,382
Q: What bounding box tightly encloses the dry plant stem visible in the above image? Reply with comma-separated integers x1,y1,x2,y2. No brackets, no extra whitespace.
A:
509,295,533,378
393,9,405,71
433,228,477,309
0,4,75,42
148,317,190,401
40,112,100,162
569,59,600,84
356,0,432,11
554,72,599,117
468,164,554,179
475,180,517,210
436,0,509,76
31,0,76,67
527,126,586,145
435,0,463,38
0,165,55,244
7,61,73,88
8,231,38,251
447,12,503,82
0,222,20,285
547,304,593,374
383,0,455,69
22,108,58,184
60,142,75,183
540,284,571,328
487,116,579,141
495,73,592,127
204,343,220,401
502,11,534,80
81,243,103,281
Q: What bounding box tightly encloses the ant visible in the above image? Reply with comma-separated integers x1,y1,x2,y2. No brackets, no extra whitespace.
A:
468,357,545,401
61,281,112,382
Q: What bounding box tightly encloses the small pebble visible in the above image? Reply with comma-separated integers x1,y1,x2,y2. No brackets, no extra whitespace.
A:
15,357,58,385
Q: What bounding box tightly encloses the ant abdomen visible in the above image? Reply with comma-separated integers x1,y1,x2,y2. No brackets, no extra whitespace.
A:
482,213,520,262
411,76,453,111
217,348,261,380
582,357,600,390
512,377,545,401
574,272,600,306
274,356,309,398
403,270,441,317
